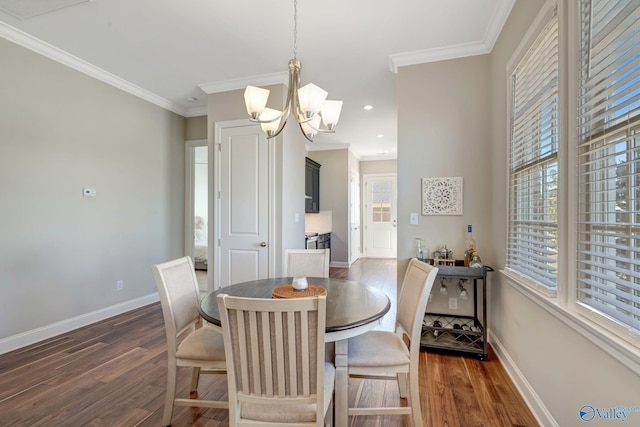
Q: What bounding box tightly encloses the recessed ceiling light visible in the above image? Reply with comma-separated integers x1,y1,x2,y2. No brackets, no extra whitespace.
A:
376,134,384,138
363,105,373,110
185,97,198,102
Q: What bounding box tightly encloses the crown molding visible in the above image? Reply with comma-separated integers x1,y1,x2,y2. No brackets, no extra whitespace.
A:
0,21,187,116
184,105,207,117
389,0,516,73
198,71,288,94
389,41,491,73
483,0,516,51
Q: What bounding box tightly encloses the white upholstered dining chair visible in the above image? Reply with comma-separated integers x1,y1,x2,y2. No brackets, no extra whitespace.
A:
217,293,334,427
284,248,330,278
347,258,438,426
151,256,227,427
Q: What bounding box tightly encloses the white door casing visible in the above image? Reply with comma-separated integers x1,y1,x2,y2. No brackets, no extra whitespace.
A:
214,121,271,288
350,169,361,264
364,174,397,258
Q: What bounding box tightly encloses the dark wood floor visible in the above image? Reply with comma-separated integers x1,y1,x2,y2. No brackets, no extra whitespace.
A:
0,258,538,426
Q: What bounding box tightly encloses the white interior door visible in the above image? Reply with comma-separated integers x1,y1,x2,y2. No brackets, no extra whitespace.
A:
350,169,361,264
364,174,397,258
216,123,270,287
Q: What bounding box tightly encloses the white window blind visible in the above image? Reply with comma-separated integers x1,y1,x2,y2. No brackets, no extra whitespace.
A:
577,0,640,332
507,13,559,290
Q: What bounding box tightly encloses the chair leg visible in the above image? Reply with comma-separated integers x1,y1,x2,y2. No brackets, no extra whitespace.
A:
397,372,408,398
409,375,423,427
190,367,201,392
162,363,177,426
324,395,334,427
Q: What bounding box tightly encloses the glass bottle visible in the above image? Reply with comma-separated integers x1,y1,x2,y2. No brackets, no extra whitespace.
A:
414,238,424,260
464,225,476,266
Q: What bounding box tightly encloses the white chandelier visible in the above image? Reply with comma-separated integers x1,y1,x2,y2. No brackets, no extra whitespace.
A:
243,0,343,142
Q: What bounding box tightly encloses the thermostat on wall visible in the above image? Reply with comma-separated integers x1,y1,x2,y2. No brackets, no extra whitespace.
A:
83,188,96,198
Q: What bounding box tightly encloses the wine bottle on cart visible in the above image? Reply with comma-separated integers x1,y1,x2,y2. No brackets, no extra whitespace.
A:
464,225,476,266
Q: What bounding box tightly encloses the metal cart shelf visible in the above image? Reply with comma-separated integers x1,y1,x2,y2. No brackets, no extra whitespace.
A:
420,265,493,360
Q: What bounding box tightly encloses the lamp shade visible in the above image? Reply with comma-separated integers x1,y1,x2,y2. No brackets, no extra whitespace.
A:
244,85,270,116
297,83,328,115
300,114,321,139
320,100,343,128
259,108,282,135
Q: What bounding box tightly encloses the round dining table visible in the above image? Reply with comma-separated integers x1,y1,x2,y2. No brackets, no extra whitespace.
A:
198,276,391,427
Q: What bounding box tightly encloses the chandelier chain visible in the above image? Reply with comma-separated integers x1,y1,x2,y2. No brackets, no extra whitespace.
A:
293,0,298,59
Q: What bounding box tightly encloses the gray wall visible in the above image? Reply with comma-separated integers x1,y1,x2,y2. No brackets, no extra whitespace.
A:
360,159,397,176
397,54,492,283
0,37,185,347
185,116,207,140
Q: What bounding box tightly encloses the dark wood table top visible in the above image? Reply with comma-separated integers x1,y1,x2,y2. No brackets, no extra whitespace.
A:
199,277,391,333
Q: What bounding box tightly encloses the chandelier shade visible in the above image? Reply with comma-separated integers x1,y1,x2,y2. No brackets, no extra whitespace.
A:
320,100,343,129
258,108,283,136
244,86,270,119
243,0,342,142
297,83,327,116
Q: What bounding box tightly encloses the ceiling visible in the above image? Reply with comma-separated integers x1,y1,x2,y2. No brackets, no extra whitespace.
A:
0,0,514,160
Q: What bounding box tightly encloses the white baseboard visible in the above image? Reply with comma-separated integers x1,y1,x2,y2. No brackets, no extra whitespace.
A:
0,293,159,355
489,330,557,427
330,261,350,268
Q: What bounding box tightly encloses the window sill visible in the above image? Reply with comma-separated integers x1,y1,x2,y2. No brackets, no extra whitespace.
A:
500,269,640,378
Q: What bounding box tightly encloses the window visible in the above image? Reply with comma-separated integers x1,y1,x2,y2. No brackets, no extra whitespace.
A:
507,12,560,291
576,0,640,332
371,180,392,223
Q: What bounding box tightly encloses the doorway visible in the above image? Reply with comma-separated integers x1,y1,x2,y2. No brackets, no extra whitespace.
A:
185,139,209,291
363,174,397,258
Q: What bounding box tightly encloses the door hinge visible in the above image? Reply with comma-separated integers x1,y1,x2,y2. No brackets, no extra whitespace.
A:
218,239,221,246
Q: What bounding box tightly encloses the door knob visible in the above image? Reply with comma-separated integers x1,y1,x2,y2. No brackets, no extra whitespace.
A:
260,242,267,247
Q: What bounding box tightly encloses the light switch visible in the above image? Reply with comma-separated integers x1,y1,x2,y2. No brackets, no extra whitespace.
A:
83,188,96,198
410,213,418,225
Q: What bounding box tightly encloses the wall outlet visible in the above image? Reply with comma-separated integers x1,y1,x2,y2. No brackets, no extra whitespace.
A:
448,297,457,310
83,188,96,197
116,280,124,291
